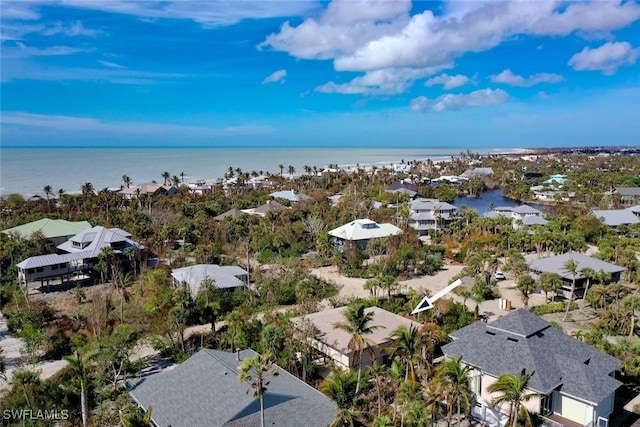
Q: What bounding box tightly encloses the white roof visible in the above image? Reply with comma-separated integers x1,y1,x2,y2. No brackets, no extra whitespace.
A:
328,219,402,241
57,226,142,258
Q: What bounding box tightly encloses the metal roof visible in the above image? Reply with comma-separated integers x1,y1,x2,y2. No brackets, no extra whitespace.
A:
171,264,248,293
2,218,92,239
528,252,626,280
328,219,402,241
591,209,640,227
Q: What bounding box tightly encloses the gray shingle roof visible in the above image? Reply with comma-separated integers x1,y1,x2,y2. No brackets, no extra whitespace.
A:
442,309,621,403
591,209,640,227
528,252,626,280
616,187,640,197
127,349,337,427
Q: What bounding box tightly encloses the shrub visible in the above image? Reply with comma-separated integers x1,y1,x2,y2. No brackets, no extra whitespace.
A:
531,301,578,315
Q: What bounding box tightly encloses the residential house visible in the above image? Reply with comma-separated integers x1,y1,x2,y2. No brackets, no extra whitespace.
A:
242,199,288,217
590,209,639,228
269,189,309,203
119,183,179,200
328,219,402,248
615,187,640,205
290,306,421,370
545,174,567,185
171,264,248,296
2,218,92,246
16,226,143,285
386,182,420,199
460,167,494,179
441,309,621,427
127,348,337,427
528,252,625,300
186,178,221,195
213,208,246,221
408,198,459,235
485,205,548,230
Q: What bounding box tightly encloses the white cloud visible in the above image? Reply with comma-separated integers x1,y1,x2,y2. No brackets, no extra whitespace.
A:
58,0,319,27
2,42,91,58
568,41,639,75
490,69,564,86
0,2,40,20
99,60,126,69
42,21,98,37
411,88,508,112
0,112,275,136
315,66,446,95
410,96,429,112
262,0,640,75
262,69,287,84
424,73,470,90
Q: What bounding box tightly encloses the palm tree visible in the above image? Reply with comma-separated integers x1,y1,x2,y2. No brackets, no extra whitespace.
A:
390,324,423,384
580,267,597,309
161,171,170,186
368,362,386,418
562,259,579,321
43,185,52,212
623,293,640,337
122,175,132,188
64,351,93,427
487,369,540,427
539,272,562,303
278,164,284,176
437,356,474,427
238,352,279,427
516,274,536,309
81,182,94,196
180,171,185,183
320,369,364,427
333,304,381,394
288,165,296,177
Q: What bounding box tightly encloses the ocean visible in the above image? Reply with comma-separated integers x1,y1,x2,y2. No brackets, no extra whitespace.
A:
0,146,519,196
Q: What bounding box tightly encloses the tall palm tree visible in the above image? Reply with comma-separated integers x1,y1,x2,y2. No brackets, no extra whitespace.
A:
488,369,540,427
333,304,381,394
43,185,52,212
390,324,423,384
238,352,279,427
278,164,284,176
623,293,640,337
161,171,170,186
562,259,579,321
64,351,93,427
122,175,132,188
437,356,474,427
580,267,597,309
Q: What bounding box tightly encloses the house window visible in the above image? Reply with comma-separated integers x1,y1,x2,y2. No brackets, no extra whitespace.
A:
52,264,58,270
27,268,35,274
36,267,43,273
72,241,82,248
540,394,553,415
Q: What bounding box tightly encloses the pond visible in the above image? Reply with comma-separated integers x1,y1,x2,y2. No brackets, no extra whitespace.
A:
455,188,551,214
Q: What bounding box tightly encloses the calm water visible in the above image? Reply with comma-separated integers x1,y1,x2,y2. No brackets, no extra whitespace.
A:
0,146,518,195
456,189,551,214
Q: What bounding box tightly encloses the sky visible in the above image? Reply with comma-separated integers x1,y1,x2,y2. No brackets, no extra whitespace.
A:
1,0,639,148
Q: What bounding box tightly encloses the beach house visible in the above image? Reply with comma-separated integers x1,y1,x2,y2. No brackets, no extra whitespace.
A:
328,218,402,248
290,306,422,370
615,187,640,205
2,218,92,246
171,264,248,296
441,309,621,427
408,198,459,235
16,226,143,285
485,205,548,229
590,209,640,229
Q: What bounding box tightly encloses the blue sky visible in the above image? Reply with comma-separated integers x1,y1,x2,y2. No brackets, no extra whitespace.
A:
1,0,639,148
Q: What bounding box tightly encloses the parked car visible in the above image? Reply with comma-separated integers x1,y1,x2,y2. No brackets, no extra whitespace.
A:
494,270,506,280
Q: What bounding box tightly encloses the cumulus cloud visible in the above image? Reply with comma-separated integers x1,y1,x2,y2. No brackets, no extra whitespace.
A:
262,69,287,84
568,41,639,75
490,69,564,86
261,0,640,75
315,66,446,95
424,73,470,90
411,88,508,112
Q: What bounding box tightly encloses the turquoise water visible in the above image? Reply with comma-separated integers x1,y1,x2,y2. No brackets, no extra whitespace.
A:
0,146,518,195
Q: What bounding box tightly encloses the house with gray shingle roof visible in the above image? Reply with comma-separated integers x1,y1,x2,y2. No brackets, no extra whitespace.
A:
615,187,640,205
591,209,640,228
171,264,248,296
127,348,337,427
528,252,625,300
442,309,621,427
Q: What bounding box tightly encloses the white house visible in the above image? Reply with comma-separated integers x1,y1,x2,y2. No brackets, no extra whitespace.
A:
328,219,402,248
442,309,621,427
408,198,459,235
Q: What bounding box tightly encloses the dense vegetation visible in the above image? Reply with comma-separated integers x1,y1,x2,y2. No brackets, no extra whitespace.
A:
0,149,639,426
